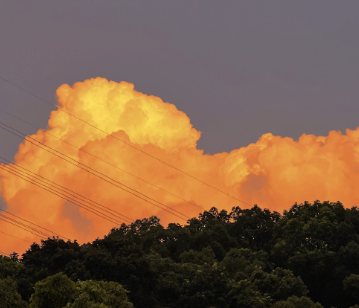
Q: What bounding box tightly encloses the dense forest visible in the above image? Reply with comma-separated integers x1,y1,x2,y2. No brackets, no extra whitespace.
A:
2,201,359,308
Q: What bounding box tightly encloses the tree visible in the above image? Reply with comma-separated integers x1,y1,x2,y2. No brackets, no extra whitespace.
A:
250,267,308,302
176,262,228,308
179,246,216,265
18,238,81,301
29,273,76,308
10,203,359,308
271,296,323,308
0,255,23,279
220,248,271,281
28,273,134,308
65,280,133,308
229,205,280,251
0,277,28,308
344,274,359,301
227,279,272,308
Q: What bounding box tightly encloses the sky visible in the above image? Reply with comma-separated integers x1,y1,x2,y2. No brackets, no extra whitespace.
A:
1,1,359,160
1,1,359,254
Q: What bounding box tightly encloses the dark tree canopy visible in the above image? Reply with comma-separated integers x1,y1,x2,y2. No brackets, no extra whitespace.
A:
1,201,359,307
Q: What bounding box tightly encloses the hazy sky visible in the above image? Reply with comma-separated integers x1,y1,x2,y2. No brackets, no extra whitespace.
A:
1,1,359,160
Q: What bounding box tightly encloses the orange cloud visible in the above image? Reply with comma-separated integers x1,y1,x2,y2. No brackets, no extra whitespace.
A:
1,77,358,255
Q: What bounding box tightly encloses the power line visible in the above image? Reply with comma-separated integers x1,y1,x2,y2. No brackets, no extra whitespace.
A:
0,121,190,221
0,76,252,207
0,214,53,239
0,207,65,238
0,160,185,252
0,106,202,210
0,250,10,257
0,161,133,225
0,207,71,243
0,156,133,223
0,230,33,243
0,211,53,238
0,165,130,226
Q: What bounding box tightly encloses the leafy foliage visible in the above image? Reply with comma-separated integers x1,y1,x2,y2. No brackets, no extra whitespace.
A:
2,201,359,307
29,272,76,308
0,277,27,308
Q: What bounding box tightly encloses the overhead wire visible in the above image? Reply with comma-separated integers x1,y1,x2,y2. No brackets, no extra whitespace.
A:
0,76,254,252
0,230,33,243
0,207,64,239
0,167,124,226
0,207,77,250
0,250,10,257
0,121,190,221
0,209,61,239
0,106,202,210
0,158,133,225
0,214,53,239
0,76,252,207
0,155,133,221
0,213,52,238
0,194,130,251
0,208,64,238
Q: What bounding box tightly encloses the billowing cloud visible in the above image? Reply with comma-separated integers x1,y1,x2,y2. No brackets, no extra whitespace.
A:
1,77,358,254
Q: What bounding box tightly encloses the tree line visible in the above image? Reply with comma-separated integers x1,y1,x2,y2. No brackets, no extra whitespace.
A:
1,200,359,307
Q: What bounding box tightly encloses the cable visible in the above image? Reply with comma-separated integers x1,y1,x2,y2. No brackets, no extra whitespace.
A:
0,76,252,207
0,207,64,238
0,209,70,242
0,120,188,220
0,212,52,238
0,107,202,210
0,121,190,221
0,156,133,223
0,160,185,248
0,250,10,257
0,214,52,239
0,230,33,243
0,165,130,226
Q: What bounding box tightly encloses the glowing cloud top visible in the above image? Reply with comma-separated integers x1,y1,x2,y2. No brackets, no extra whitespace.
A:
1,77,358,254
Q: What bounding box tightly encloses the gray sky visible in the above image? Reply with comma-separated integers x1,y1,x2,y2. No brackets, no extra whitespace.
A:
0,1,358,160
